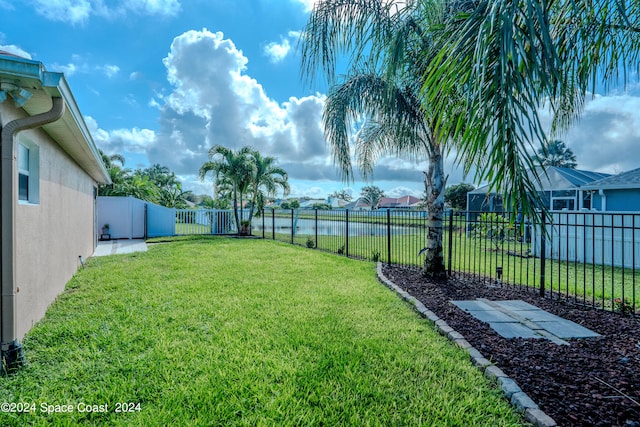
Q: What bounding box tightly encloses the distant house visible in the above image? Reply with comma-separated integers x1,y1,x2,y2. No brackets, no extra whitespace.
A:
579,167,640,211
0,52,110,371
344,197,372,210
327,196,349,209
467,166,610,213
378,195,421,209
298,198,327,209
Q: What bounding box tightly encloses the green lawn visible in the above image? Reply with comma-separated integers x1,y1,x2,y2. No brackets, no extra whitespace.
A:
265,225,640,313
0,238,524,426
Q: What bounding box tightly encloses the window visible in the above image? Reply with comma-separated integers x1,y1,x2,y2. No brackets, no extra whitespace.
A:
17,141,39,204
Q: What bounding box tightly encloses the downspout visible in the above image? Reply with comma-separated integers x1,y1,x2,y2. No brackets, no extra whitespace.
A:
598,189,606,211
1,96,65,374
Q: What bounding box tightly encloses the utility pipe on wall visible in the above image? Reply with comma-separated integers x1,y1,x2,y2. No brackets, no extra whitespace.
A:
0,96,65,373
598,189,607,212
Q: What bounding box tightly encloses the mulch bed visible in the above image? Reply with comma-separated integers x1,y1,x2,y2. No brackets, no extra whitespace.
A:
382,264,640,427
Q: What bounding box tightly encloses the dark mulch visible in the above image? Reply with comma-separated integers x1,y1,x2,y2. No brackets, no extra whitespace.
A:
382,264,640,427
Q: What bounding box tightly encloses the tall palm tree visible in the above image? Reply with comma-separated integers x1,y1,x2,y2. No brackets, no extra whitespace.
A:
535,140,577,169
301,0,459,277
420,1,640,220
247,150,290,221
199,145,255,232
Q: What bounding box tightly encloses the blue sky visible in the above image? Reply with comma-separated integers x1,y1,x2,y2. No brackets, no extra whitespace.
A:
3,0,640,200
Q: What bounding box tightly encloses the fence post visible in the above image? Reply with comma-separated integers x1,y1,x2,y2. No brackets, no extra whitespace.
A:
447,211,453,276
144,203,148,240
345,209,349,257
271,209,275,240
291,209,294,244
261,209,265,239
387,209,392,266
540,213,546,297
315,209,318,249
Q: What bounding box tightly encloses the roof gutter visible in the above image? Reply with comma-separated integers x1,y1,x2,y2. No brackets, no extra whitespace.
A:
1,96,65,374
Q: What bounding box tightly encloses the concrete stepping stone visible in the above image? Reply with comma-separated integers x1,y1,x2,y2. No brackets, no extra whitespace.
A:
451,299,601,343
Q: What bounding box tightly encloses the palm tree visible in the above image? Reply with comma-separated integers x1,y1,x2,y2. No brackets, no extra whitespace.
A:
535,140,577,169
301,0,458,277
420,1,640,220
199,145,255,233
246,150,290,221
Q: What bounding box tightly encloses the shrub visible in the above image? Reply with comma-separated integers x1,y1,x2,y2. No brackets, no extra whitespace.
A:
306,237,315,248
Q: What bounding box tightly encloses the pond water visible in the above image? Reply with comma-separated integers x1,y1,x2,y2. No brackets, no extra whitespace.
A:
251,217,415,237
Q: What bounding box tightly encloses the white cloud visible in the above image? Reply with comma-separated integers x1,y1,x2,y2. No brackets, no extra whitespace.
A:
291,0,317,13
86,116,156,155
263,31,300,63
99,64,120,78
541,94,640,175
29,0,180,25
151,28,328,182
0,44,32,59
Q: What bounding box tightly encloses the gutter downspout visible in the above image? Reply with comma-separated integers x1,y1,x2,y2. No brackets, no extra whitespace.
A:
598,189,606,211
1,96,65,374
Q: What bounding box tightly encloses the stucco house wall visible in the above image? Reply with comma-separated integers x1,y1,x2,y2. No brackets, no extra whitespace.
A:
0,52,110,363
14,125,97,340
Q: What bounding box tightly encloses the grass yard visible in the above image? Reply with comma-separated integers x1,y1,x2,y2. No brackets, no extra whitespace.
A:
0,238,524,426
265,226,640,312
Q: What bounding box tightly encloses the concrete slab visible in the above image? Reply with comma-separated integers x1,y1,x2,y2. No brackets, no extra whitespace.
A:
466,310,516,323
511,310,564,323
451,300,494,312
490,322,543,339
93,239,147,257
452,298,601,342
494,300,539,311
538,321,601,339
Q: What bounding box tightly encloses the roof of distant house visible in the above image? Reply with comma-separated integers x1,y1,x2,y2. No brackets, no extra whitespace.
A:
378,195,421,208
580,167,640,190
469,166,610,194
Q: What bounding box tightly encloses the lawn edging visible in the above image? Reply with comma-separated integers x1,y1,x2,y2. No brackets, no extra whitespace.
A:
376,262,557,427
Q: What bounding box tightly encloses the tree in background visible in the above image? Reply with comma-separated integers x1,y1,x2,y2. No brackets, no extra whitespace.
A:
247,150,290,221
328,190,352,202
98,151,190,208
444,183,475,211
360,185,385,209
535,140,577,169
199,145,254,232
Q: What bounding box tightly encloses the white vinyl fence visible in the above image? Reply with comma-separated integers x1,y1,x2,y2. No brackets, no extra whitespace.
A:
98,196,236,239
531,211,640,269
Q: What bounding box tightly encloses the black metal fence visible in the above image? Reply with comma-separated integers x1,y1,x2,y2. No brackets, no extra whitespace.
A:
257,209,639,316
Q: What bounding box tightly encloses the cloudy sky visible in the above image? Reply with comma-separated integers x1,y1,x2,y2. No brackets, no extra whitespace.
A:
2,1,640,200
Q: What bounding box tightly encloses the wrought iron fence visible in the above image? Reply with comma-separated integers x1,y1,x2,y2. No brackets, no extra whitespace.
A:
257,208,639,316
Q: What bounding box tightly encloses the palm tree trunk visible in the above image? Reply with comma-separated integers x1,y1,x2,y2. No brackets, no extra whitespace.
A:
422,148,447,278
232,188,240,234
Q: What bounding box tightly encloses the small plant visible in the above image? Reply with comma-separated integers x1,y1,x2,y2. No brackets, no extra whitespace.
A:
306,237,315,248
613,297,634,316
337,244,345,255
371,250,381,262
471,213,516,251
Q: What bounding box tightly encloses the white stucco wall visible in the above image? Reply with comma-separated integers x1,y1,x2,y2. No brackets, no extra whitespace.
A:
13,124,97,340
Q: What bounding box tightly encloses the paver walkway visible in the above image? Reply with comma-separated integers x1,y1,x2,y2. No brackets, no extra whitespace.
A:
93,239,148,257
451,299,600,345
